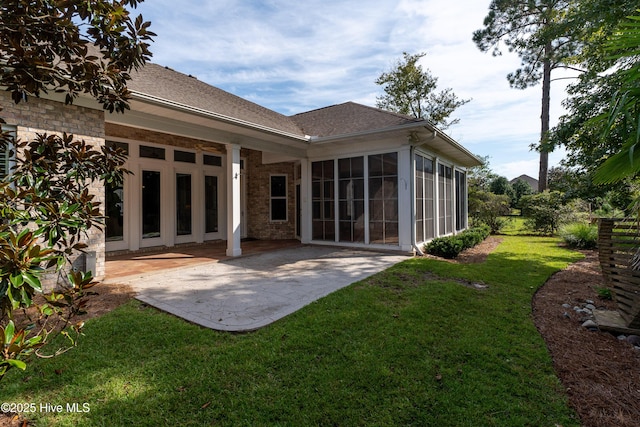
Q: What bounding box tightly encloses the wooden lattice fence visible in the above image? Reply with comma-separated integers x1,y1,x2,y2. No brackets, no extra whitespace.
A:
598,218,640,329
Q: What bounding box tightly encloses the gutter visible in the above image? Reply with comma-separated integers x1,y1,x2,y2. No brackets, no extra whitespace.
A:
129,91,311,143
424,124,483,167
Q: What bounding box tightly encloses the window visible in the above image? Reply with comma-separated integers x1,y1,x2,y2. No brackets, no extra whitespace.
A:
270,175,287,221
106,181,125,241
105,141,129,242
0,126,15,180
338,156,365,243
455,170,467,231
174,150,196,164
438,163,453,236
203,154,222,167
176,173,192,235
415,154,435,242
205,176,218,233
142,170,161,238
312,160,335,241
140,145,165,160
369,153,398,244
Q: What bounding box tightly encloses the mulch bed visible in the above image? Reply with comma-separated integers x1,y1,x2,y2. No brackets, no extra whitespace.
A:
3,240,640,427
533,250,640,427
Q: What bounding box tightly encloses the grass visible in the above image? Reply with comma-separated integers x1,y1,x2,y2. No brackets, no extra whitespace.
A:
1,235,584,426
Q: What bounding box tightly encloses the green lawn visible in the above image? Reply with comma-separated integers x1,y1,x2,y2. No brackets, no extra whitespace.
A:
1,235,583,426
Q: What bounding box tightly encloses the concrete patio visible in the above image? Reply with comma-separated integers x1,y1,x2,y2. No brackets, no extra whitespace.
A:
104,245,409,331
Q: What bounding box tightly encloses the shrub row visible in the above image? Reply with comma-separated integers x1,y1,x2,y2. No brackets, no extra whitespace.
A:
424,225,491,259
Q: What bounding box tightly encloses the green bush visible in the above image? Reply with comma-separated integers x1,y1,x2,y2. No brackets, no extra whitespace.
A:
468,191,511,233
520,191,574,235
559,222,598,249
424,226,490,259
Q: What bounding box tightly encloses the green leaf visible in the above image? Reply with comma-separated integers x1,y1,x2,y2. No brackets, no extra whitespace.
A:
4,320,15,345
22,272,42,292
7,359,26,370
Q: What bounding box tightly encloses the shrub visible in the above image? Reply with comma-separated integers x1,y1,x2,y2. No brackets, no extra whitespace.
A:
469,191,511,233
559,222,598,249
425,236,465,259
424,226,491,259
596,286,613,300
520,191,574,235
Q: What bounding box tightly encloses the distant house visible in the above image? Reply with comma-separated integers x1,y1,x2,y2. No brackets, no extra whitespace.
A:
510,174,538,192
1,62,482,280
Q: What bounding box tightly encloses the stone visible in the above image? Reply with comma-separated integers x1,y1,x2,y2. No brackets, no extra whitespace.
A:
586,299,595,305
582,320,598,329
562,303,571,309
586,304,596,311
563,312,571,319
627,335,640,346
618,335,627,341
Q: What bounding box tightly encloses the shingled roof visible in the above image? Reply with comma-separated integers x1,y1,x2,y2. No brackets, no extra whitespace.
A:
127,63,305,137
290,102,423,138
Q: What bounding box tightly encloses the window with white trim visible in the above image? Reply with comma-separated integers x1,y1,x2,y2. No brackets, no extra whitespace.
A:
438,163,453,235
270,175,287,221
415,153,435,243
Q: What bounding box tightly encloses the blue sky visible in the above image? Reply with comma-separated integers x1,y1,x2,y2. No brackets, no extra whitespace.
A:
134,0,572,180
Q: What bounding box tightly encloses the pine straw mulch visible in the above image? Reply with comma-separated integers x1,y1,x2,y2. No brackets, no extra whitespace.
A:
3,238,640,426
533,249,640,427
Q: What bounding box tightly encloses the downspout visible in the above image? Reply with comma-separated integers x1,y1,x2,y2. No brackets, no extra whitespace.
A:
410,145,425,256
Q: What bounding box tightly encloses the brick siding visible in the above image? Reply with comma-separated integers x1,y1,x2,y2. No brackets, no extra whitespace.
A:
106,123,226,153
0,93,106,285
243,149,297,240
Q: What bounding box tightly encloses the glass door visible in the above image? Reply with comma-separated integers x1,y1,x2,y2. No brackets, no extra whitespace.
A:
142,170,162,243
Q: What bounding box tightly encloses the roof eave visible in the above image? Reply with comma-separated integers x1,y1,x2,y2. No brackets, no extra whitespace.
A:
427,125,483,167
130,91,310,143
309,120,426,144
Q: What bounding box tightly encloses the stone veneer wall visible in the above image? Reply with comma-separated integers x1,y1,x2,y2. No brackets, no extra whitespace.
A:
243,149,297,240
0,93,106,282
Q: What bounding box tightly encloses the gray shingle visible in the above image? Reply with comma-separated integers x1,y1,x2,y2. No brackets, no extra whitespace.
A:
127,63,305,137
290,102,423,137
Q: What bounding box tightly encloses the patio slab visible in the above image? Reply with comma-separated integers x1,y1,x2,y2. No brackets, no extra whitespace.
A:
104,246,409,331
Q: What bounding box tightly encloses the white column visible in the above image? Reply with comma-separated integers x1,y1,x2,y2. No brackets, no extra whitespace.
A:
300,159,312,244
434,158,440,237
397,147,413,252
226,144,242,256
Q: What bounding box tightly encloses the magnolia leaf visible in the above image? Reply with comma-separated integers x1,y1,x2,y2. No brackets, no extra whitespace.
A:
7,359,27,370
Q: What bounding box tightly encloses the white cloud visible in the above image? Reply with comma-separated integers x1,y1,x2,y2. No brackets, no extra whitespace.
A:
133,0,571,179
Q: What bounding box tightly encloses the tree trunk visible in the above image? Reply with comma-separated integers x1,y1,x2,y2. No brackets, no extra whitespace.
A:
538,45,552,192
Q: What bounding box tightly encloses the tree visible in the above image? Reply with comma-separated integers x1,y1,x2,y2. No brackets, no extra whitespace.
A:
468,155,497,192
591,11,640,185
375,52,470,129
511,178,534,207
473,0,579,192
489,176,516,206
0,0,153,381
548,1,638,180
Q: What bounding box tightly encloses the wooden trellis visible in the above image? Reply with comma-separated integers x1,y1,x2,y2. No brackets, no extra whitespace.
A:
598,218,640,329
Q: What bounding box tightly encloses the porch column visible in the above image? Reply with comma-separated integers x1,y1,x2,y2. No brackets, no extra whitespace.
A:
397,147,413,252
300,159,311,244
226,144,242,256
